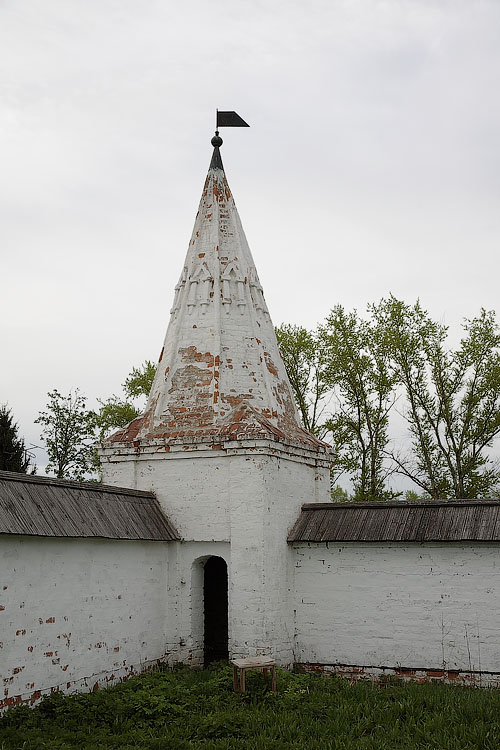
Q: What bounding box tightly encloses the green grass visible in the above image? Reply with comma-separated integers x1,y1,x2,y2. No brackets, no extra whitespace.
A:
1,663,500,749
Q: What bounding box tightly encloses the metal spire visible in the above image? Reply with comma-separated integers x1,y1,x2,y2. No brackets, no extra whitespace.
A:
210,132,224,171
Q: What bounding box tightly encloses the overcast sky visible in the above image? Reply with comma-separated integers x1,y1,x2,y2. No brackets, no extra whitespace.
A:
2,0,500,471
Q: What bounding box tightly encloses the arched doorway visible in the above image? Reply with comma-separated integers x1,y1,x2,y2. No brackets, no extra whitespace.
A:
203,556,228,665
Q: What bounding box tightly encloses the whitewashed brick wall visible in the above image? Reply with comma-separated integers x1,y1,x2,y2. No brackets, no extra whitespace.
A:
1,536,170,710
292,542,500,676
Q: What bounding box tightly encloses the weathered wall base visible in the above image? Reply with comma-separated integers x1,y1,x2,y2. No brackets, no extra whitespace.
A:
298,663,500,688
1,656,168,712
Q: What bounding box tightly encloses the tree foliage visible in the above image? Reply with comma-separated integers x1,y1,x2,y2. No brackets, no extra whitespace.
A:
277,300,500,500
0,405,35,474
123,361,156,400
94,398,140,441
95,360,157,440
35,390,97,480
373,297,500,499
275,324,329,437
319,306,398,500
277,312,398,500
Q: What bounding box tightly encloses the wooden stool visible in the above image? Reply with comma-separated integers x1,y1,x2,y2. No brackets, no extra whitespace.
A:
231,657,277,693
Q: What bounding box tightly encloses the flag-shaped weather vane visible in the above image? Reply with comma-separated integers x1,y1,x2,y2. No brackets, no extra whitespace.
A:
216,110,250,130
210,111,249,169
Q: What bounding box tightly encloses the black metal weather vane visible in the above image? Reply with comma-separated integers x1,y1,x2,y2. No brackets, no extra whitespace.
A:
210,111,249,169
215,110,250,132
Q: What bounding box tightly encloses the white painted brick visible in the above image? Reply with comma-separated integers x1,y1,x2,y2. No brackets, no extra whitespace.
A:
1,537,169,709
292,542,500,674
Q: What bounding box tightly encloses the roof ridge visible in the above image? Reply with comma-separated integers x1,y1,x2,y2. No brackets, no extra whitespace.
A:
0,470,155,498
302,500,500,509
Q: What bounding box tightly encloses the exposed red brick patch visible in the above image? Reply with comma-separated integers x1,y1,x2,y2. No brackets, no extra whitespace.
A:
263,352,278,377
299,663,490,687
0,695,23,710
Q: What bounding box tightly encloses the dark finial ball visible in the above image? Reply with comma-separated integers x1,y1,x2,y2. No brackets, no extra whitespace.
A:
211,133,223,147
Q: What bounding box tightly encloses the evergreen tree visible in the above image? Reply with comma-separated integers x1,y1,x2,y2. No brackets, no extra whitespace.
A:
0,405,34,473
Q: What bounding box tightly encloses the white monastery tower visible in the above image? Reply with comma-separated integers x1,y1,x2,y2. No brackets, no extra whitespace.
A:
5,127,500,713
100,132,332,666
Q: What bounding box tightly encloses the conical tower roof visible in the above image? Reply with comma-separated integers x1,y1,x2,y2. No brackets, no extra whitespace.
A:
107,138,327,451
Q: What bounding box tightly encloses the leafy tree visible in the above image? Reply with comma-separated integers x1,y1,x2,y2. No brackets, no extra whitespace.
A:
0,405,36,473
94,398,140,441
35,390,97,480
275,324,330,437
276,315,398,500
404,490,431,502
373,297,500,499
330,486,352,502
319,305,399,501
95,360,157,440
123,360,156,400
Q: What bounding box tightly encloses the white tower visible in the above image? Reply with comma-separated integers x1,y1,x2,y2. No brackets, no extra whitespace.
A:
100,133,332,666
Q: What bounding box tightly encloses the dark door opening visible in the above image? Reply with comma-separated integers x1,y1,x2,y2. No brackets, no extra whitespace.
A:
204,556,228,665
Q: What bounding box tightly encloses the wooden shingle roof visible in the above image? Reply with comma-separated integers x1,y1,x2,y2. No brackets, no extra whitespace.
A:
0,471,179,542
288,500,500,543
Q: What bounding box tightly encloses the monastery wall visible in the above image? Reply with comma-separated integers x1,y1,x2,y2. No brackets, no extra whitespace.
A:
1,536,171,710
292,542,500,685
